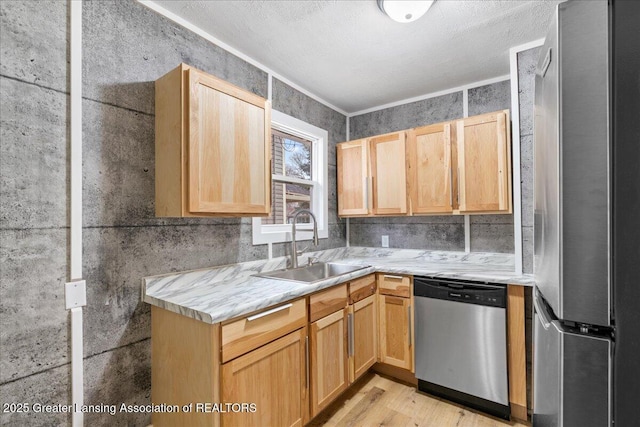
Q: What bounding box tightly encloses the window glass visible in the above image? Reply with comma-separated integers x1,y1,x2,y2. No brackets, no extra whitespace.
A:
271,131,312,179
263,131,313,225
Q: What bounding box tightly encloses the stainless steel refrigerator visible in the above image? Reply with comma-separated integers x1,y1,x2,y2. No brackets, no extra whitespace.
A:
533,1,640,426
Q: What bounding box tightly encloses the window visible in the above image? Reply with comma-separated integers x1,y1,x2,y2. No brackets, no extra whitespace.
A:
252,110,328,245
262,130,313,225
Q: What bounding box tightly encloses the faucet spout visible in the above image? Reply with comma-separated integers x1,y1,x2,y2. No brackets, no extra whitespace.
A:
291,209,319,268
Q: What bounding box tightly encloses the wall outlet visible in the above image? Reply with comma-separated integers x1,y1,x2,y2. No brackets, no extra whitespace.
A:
381,235,389,248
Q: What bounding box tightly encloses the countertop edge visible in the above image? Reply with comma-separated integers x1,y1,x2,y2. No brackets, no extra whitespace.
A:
144,263,533,324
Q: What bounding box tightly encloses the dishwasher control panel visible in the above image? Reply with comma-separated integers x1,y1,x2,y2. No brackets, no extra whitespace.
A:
414,277,506,308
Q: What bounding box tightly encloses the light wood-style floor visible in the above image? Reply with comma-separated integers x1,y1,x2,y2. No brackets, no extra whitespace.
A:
308,372,530,427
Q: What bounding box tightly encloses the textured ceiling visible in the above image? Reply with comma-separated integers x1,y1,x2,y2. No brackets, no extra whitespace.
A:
150,0,560,114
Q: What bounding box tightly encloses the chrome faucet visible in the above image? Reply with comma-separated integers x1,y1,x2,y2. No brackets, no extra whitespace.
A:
290,209,319,268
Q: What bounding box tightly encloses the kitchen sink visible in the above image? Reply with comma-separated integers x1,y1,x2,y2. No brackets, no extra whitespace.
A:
254,262,369,284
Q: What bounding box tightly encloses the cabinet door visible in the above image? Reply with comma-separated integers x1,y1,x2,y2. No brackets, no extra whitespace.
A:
456,110,511,213
369,132,408,215
187,68,271,215
407,123,455,214
337,139,370,216
378,295,412,370
221,328,307,427
349,295,377,383
310,308,348,417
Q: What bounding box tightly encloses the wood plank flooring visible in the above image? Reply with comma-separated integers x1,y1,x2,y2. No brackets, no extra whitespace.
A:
308,372,530,427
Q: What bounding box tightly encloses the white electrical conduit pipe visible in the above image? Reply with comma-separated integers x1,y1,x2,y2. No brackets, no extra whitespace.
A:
68,1,86,426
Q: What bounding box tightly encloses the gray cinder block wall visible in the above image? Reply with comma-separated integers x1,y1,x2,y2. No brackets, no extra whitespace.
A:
0,1,346,426
517,47,541,275
348,80,515,253
1,1,72,426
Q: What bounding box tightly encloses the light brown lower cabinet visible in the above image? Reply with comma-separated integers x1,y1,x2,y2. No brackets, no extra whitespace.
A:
151,279,529,425
309,308,349,417
221,327,308,427
507,284,528,421
151,306,222,427
378,294,413,371
348,294,378,382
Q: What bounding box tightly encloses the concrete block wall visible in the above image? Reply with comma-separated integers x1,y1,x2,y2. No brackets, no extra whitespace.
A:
0,1,346,426
348,80,515,253
517,47,541,275
1,2,72,427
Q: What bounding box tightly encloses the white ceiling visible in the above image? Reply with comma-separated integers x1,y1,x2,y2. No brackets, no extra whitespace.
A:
150,0,561,114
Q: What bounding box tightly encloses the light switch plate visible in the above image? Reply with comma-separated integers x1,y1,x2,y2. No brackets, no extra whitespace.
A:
65,280,87,309
381,235,389,248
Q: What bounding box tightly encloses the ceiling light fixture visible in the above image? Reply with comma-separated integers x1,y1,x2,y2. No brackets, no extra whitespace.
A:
377,0,434,23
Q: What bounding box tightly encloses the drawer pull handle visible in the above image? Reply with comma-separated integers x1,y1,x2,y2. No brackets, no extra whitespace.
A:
384,274,404,280
246,303,293,321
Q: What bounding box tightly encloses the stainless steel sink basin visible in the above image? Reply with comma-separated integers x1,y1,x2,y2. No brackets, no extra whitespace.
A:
254,262,369,284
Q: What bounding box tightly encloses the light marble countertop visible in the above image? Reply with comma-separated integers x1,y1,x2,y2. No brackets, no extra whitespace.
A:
142,247,534,324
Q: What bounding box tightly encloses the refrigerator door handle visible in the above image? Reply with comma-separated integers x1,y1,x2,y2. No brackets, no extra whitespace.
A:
533,293,551,328
534,291,563,333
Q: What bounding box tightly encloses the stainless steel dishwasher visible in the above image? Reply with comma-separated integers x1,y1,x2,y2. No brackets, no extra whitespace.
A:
414,276,510,419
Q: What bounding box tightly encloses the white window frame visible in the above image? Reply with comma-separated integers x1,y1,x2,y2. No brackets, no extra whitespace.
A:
252,110,329,245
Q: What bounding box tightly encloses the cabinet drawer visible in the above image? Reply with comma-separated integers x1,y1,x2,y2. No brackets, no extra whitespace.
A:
349,274,376,304
309,284,348,323
221,298,306,363
377,273,411,297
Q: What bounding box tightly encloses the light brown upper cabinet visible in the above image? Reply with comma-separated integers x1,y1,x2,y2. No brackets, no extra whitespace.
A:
369,132,408,215
337,139,369,216
337,111,511,217
337,133,408,217
407,122,456,214
456,110,512,214
155,63,271,217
